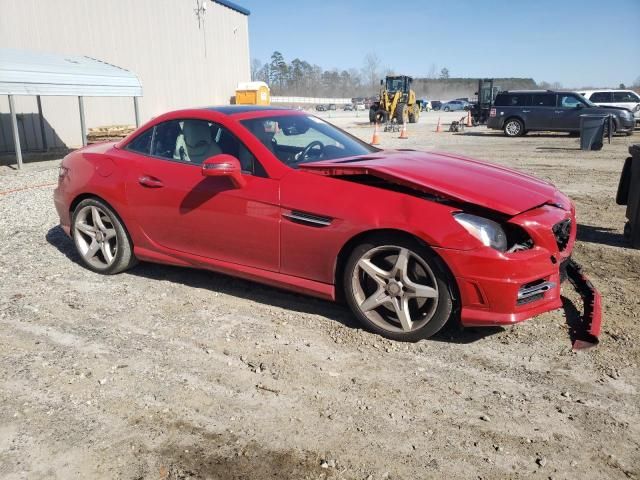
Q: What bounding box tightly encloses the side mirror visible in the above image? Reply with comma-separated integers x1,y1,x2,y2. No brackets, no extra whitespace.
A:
201,154,246,188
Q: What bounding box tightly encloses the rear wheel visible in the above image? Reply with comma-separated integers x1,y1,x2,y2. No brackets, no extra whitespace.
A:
72,198,136,274
504,118,524,137
408,104,420,123
343,235,454,342
396,103,409,124
443,106,450,112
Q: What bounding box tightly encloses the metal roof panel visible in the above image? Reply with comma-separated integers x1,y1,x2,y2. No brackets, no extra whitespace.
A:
0,48,142,97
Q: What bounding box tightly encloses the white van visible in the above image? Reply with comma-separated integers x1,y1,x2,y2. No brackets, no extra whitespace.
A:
579,90,640,125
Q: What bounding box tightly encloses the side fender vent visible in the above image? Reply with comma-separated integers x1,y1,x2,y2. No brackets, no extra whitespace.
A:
283,210,332,228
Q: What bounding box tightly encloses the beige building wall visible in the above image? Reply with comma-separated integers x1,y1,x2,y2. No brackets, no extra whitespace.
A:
0,0,250,149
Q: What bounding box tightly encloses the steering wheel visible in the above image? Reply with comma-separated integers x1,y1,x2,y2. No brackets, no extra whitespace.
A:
297,140,325,162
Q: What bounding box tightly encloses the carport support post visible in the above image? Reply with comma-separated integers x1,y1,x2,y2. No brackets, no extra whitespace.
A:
8,95,23,170
133,96,140,127
36,95,47,151
78,96,87,147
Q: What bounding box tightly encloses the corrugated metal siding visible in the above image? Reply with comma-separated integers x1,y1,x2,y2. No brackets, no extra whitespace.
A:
0,0,250,150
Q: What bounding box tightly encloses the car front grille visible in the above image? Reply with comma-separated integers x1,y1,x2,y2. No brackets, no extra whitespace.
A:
552,219,572,251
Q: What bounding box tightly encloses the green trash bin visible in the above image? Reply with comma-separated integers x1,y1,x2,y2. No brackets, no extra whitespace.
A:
580,114,612,151
616,144,640,248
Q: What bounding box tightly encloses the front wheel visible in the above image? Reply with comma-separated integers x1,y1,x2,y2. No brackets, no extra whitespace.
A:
443,106,450,112
343,235,454,341
72,198,136,274
504,118,524,137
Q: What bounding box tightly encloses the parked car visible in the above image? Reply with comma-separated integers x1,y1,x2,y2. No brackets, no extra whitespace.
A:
488,90,636,137
420,99,432,112
328,103,337,111
315,104,327,112
343,103,354,111
579,89,640,126
355,102,366,111
431,100,442,111
54,105,599,342
441,100,469,112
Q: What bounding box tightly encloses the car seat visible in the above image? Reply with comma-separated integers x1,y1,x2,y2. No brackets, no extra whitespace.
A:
175,120,221,164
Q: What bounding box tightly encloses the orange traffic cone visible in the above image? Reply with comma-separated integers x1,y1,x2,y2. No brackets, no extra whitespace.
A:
435,117,442,133
399,122,408,139
466,110,472,127
371,122,381,145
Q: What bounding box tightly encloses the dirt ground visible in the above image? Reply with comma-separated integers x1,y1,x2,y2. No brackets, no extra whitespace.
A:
1,112,639,479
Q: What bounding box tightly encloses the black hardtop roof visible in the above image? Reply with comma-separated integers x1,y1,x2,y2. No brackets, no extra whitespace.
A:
205,105,291,115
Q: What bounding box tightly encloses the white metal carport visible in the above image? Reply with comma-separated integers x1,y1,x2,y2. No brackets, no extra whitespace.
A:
0,48,142,169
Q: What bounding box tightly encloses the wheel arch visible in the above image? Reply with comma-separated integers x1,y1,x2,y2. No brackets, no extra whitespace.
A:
333,228,460,308
503,115,525,130
69,193,134,245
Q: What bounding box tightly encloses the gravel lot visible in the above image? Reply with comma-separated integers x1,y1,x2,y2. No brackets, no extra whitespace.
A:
1,112,639,479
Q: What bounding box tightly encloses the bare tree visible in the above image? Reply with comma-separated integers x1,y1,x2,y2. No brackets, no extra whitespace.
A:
250,58,262,81
439,68,450,79
362,53,381,92
427,63,438,79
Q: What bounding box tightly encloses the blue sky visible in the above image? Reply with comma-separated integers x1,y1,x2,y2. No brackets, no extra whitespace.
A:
239,0,640,88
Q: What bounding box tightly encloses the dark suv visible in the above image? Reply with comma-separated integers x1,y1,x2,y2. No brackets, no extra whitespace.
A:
487,90,635,137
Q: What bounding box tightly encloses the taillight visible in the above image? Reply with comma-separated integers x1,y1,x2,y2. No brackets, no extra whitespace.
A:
490,108,496,117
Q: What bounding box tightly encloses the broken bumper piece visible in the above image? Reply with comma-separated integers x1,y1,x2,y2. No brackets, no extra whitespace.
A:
565,260,602,350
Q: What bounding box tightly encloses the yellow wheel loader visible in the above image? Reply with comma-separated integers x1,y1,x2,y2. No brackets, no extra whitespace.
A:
369,75,421,125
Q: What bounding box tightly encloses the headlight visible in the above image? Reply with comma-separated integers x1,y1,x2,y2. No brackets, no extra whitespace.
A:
634,104,640,113
454,213,508,251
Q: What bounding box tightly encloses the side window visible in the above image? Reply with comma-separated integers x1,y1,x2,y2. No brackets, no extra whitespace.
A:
126,128,152,154
558,94,582,108
613,91,639,102
590,92,612,103
213,125,267,177
507,94,530,106
152,120,184,160
531,94,555,107
153,119,218,165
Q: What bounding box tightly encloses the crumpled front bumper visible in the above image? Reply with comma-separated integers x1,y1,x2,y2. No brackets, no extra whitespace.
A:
565,260,602,350
435,201,602,348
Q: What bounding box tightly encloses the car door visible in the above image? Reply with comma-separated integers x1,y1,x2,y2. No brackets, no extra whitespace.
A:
118,118,280,272
527,93,556,130
554,93,585,131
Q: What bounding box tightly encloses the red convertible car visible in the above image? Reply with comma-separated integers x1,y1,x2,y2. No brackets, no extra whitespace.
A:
54,106,601,343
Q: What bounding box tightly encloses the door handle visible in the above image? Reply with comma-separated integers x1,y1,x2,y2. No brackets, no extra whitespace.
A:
521,110,530,113
138,175,164,188
554,110,564,114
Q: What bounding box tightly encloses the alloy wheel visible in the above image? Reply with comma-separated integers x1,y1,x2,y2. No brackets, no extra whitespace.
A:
351,245,439,333
505,120,521,136
73,205,118,269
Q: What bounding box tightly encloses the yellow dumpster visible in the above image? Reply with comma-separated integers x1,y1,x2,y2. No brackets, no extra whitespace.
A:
235,81,270,105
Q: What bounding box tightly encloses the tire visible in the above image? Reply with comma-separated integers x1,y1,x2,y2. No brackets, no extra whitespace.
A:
409,104,420,124
443,106,450,112
503,118,524,137
395,103,409,124
71,198,136,275
372,109,389,124
343,234,454,342
369,108,377,123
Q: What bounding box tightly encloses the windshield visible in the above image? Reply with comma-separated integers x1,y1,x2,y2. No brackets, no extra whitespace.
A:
240,114,378,167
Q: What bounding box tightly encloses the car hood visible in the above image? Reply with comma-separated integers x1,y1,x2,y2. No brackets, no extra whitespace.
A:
589,105,632,114
299,150,560,216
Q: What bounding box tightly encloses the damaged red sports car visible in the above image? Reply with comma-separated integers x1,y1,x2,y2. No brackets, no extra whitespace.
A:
54,106,601,343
